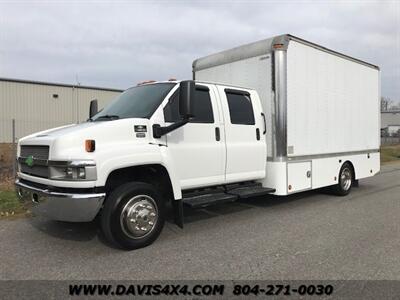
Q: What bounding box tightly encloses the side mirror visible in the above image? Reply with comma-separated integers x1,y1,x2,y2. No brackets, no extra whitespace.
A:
179,80,195,119
89,99,98,119
153,80,195,138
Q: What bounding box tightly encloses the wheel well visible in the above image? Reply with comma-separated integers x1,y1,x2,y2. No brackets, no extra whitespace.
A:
105,164,174,201
342,160,356,181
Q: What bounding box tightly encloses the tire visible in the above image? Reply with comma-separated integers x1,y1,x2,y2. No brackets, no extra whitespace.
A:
331,162,354,196
101,182,165,250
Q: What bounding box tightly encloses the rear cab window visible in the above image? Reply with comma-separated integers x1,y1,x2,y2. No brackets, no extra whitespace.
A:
225,89,255,125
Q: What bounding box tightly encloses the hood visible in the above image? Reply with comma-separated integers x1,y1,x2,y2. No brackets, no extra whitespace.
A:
19,118,152,160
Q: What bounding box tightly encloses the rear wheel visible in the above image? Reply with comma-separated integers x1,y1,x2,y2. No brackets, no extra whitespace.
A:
332,162,353,196
101,182,165,250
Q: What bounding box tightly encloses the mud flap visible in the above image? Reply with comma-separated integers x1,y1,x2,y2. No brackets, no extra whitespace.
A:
172,199,184,228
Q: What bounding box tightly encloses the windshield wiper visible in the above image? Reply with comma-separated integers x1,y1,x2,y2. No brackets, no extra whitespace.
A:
94,115,120,121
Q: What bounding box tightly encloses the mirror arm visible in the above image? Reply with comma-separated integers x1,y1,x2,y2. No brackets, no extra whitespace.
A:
153,118,190,138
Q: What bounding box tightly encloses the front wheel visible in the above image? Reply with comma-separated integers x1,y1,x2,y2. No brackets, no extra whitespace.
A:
101,182,165,250
331,162,354,196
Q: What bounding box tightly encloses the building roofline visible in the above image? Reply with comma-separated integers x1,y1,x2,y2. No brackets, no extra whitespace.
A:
0,77,124,92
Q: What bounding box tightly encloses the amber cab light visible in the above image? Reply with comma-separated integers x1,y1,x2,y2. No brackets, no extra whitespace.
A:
273,43,284,49
85,139,95,152
136,80,156,86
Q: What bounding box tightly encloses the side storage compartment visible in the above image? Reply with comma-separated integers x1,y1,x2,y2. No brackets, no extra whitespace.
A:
287,161,312,193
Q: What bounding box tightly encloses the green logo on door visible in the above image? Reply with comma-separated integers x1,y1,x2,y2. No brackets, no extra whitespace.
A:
25,155,34,167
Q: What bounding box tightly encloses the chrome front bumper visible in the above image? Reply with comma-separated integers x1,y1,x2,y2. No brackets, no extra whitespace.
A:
15,179,105,222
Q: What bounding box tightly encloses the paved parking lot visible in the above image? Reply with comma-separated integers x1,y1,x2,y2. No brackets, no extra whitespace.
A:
1,163,399,280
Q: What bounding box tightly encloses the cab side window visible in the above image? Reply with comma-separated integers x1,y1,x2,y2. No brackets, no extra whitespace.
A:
225,90,255,125
164,86,214,123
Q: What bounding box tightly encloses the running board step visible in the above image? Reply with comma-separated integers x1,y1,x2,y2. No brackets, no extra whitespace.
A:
182,193,238,208
177,184,276,228
227,186,276,199
182,186,276,209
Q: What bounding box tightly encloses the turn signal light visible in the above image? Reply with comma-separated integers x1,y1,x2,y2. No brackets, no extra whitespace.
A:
85,139,95,152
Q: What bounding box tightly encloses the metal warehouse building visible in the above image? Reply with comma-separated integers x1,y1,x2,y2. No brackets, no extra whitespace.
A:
0,77,123,143
381,110,400,136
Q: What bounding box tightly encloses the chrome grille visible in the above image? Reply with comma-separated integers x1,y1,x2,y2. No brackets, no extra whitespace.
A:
19,145,50,178
20,145,49,159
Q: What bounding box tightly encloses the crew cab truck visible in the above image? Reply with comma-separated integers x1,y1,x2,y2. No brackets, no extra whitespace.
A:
15,34,380,250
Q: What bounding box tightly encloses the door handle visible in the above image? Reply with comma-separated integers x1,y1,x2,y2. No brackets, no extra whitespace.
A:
256,128,260,140
261,112,266,135
215,127,220,141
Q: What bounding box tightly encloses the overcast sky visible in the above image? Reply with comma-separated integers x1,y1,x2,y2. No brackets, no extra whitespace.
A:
0,0,399,102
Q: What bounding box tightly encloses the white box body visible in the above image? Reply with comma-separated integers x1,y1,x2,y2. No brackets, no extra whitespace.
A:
193,35,380,195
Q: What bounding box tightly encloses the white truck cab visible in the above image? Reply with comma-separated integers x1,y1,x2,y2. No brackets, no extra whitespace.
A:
16,34,380,250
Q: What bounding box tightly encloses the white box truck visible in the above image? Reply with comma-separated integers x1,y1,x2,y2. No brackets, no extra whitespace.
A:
15,34,380,250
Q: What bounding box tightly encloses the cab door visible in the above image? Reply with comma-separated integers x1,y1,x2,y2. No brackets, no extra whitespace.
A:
163,84,225,189
217,86,266,182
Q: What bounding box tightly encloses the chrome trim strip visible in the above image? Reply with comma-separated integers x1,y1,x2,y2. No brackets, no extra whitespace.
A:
18,157,96,167
49,160,96,167
266,149,379,162
288,149,379,161
15,179,105,199
273,49,287,160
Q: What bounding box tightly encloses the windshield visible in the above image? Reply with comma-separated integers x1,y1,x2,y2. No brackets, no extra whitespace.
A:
91,83,176,121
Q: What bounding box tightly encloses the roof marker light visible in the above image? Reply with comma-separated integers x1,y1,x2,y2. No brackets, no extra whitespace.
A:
137,80,156,86
273,43,284,49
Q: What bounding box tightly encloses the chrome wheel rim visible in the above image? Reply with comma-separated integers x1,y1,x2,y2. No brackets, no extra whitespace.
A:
120,195,158,239
340,167,352,191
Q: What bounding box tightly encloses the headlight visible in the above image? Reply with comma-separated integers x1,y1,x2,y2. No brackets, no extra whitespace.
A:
49,160,97,181
56,167,85,179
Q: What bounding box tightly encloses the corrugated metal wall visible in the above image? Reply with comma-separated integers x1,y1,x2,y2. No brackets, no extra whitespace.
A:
381,111,400,128
0,79,122,142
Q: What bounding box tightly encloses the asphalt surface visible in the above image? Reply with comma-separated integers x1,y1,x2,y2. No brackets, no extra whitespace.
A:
1,163,399,280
